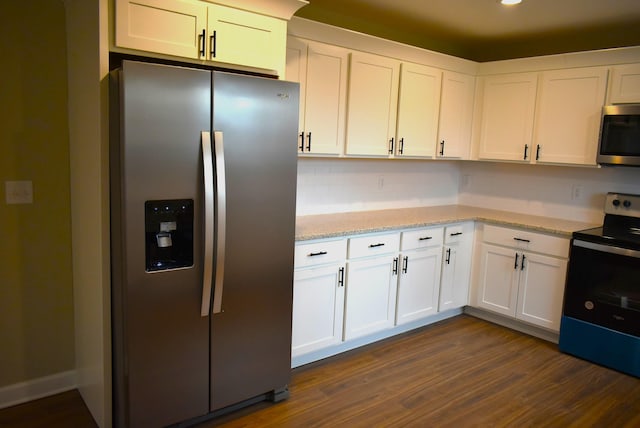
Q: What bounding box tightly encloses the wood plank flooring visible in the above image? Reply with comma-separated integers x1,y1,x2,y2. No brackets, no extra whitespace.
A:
205,315,640,427
2,315,639,427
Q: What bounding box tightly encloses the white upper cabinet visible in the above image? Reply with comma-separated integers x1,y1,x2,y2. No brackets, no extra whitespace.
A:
437,71,475,159
477,72,538,162
115,0,290,76
115,0,207,59
207,4,286,73
286,38,348,155
609,63,640,104
533,67,608,165
394,63,442,158
345,52,400,156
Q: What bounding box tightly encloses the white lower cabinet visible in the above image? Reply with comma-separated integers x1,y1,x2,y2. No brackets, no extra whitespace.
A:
439,223,474,311
292,239,346,358
475,225,569,331
344,232,400,340
396,227,444,325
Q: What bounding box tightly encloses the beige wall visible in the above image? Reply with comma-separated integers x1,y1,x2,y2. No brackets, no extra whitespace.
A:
0,1,74,386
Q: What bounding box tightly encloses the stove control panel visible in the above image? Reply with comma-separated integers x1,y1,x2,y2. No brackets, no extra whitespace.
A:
605,192,640,218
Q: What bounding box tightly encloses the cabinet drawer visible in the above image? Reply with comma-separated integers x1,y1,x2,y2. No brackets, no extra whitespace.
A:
348,233,400,259
295,239,347,268
401,227,444,251
444,223,472,244
483,224,569,258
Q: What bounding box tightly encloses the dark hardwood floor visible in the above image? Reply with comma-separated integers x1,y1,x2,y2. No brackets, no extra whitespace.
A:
3,315,639,427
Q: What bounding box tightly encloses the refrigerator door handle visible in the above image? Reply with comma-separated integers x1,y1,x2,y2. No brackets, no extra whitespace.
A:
212,131,227,314
201,131,214,316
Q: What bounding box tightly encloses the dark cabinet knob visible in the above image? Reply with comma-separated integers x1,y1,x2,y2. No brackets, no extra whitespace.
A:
613,199,620,207
624,200,632,208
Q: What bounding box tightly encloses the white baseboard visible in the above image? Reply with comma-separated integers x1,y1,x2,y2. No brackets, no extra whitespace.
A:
464,306,560,344
292,308,463,368
0,370,77,410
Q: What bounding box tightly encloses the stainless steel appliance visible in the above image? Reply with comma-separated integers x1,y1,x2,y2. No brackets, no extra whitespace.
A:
110,60,299,427
597,104,640,167
559,192,640,377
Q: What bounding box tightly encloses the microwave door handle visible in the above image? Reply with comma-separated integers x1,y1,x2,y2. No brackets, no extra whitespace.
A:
212,131,227,314
200,131,214,316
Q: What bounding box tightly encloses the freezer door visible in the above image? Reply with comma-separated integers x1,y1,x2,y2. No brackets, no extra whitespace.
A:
210,72,299,411
111,61,211,427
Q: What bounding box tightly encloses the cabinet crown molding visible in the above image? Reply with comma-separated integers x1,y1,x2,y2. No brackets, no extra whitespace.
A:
201,0,308,20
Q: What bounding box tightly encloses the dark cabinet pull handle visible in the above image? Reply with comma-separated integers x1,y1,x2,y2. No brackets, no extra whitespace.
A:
523,144,529,160
521,254,526,271
369,243,385,248
418,236,432,241
450,232,463,237
440,140,445,156
536,144,541,161
389,137,394,154
299,132,304,152
338,267,345,287
513,237,531,243
199,29,206,57
514,253,519,270
210,30,217,58
445,248,451,265
393,257,399,275
306,132,312,151
402,256,408,273
399,138,404,155
308,251,327,257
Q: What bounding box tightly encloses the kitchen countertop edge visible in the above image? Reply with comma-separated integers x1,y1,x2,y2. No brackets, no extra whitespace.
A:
295,205,599,241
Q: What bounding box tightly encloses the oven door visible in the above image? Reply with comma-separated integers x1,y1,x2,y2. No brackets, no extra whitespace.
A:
564,239,640,337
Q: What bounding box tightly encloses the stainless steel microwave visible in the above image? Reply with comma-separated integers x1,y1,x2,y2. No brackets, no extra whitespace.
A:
597,104,640,166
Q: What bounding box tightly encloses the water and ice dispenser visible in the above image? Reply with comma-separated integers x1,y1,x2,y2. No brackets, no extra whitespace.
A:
145,199,194,272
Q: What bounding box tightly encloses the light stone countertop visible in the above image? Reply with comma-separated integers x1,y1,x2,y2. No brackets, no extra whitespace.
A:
295,205,600,241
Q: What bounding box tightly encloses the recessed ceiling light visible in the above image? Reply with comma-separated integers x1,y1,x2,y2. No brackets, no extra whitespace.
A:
501,0,522,4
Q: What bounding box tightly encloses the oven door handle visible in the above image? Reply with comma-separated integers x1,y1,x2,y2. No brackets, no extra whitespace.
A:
574,239,640,259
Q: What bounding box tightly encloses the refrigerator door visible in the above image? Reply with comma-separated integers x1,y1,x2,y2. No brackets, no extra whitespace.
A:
210,72,299,411
111,61,211,427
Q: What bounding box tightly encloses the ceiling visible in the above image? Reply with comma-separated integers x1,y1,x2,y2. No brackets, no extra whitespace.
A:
294,0,640,62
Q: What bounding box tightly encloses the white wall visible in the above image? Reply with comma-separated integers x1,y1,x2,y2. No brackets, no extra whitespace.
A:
459,161,640,224
296,158,460,215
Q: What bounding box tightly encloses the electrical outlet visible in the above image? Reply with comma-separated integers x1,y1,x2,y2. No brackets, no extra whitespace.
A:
571,184,584,201
460,174,471,190
5,181,33,204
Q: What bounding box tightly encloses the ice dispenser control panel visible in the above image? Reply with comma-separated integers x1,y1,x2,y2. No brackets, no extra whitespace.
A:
145,199,194,272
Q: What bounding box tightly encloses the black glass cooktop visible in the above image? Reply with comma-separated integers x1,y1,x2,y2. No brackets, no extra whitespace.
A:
573,222,640,251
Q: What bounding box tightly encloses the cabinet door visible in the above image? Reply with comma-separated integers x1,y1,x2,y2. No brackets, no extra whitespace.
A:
395,63,442,158
437,71,475,159
478,73,538,162
292,265,345,357
439,224,473,311
302,42,349,155
285,37,308,152
345,52,400,156
476,243,519,317
534,67,608,165
516,252,567,331
344,256,398,340
396,247,442,325
609,63,640,104
207,4,286,75
115,0,206,59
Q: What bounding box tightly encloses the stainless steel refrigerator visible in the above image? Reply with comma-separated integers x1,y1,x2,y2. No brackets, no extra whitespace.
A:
109,60,299,427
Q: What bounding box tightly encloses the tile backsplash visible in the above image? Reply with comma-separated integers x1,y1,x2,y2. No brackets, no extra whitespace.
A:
296,157,640,224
